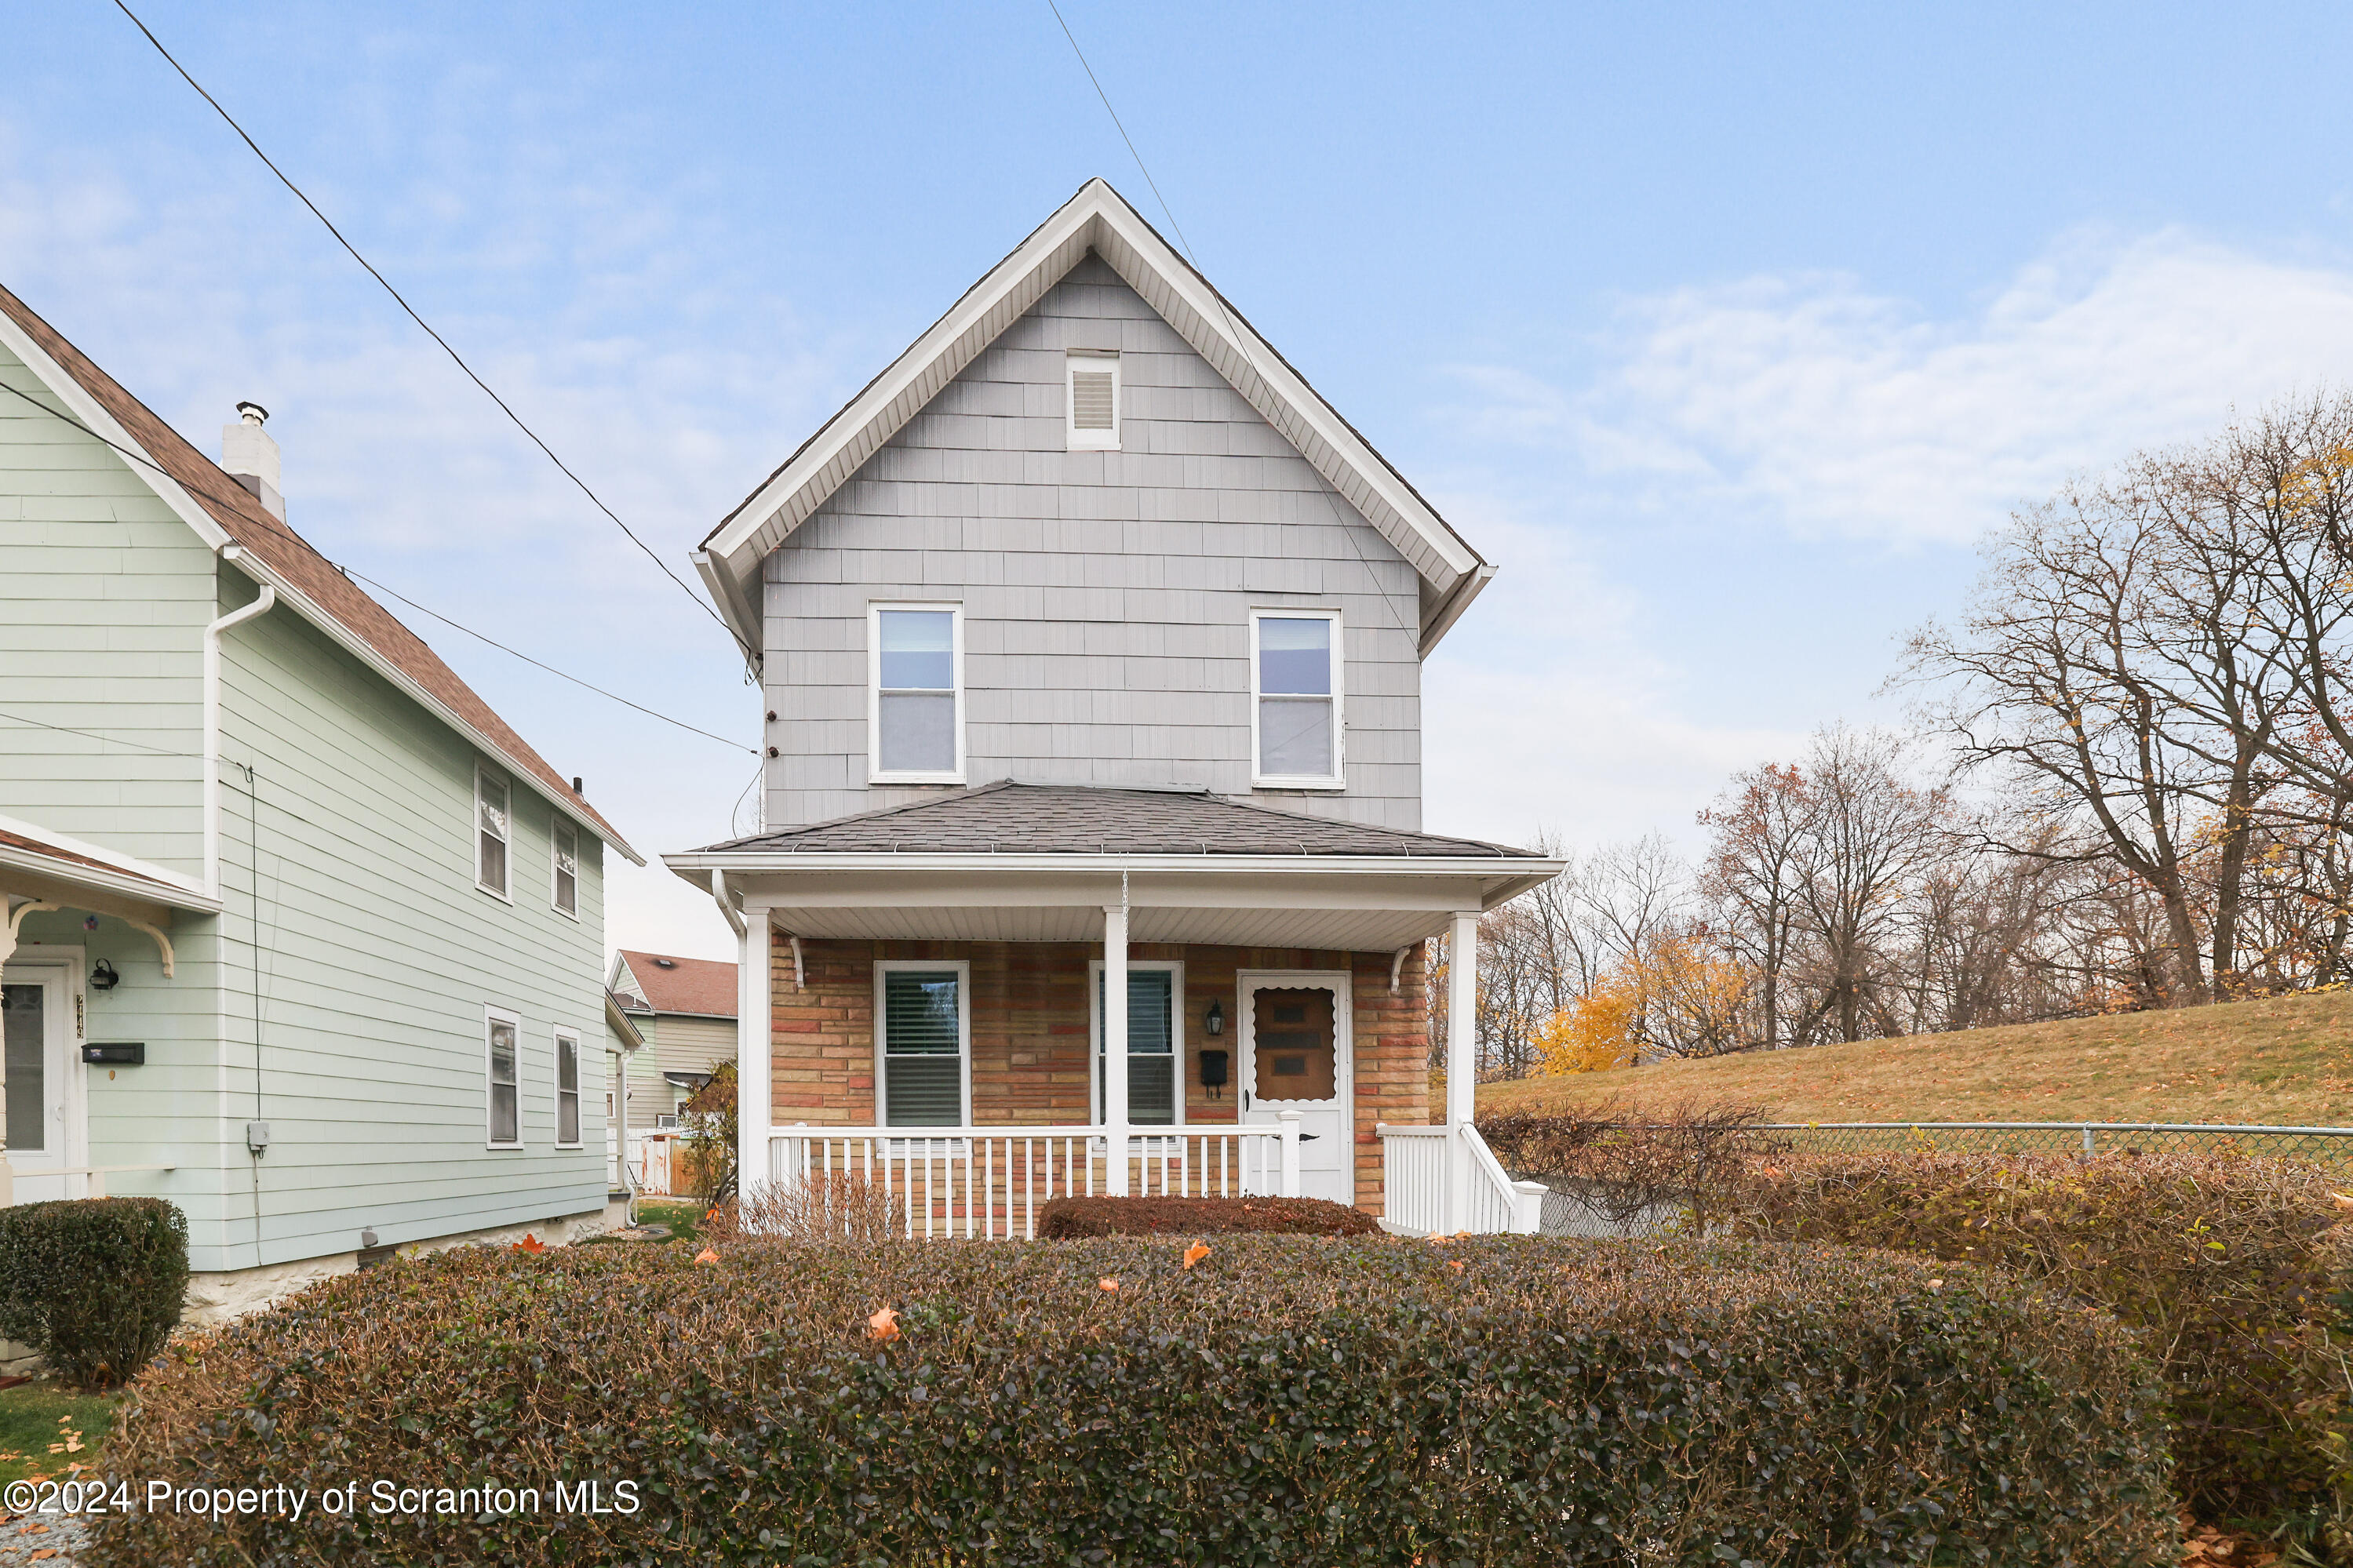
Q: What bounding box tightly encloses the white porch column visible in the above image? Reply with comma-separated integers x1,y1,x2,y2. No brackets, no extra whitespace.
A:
736,909,774,1212
1102,900,1130,1196
1445,909,1480,1232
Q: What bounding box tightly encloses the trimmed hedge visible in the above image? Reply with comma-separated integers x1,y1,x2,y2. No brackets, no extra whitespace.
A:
0,1196,187,1388
1725,1151,2349,1518
95,1235,2173,1566
1036,1193,1376,1237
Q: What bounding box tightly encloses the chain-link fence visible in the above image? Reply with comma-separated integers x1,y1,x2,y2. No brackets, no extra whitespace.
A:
1758,1121,2353,1166
1515,1121,2353,1238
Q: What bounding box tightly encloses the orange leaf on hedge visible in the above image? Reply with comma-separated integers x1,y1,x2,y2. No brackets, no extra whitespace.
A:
1182,1242,1211,1270
1098,1277,1120,1292
866,1306,901,1342
511,1234,545,1255
693,1247,719,1265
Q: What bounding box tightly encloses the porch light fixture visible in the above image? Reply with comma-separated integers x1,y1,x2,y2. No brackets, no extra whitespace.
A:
1204,999,1223,1037
89,959,120,991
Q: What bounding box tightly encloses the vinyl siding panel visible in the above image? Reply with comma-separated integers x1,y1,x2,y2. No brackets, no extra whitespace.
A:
0,342,207,876
195,583,612,1269
764,256,1422,832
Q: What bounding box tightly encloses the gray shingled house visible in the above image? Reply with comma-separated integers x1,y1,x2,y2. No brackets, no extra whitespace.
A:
665,180,1558,1235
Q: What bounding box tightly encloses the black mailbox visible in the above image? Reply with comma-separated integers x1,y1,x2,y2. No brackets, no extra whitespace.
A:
82,1042,144,1066
1197,1049,1229,1097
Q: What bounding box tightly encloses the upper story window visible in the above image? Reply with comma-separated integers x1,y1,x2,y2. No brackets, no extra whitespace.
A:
475,765,512,899
551,817,579,917
1066,351,1120,451
869,604,963,784
553,1028,581,1148
1251,610,1345,789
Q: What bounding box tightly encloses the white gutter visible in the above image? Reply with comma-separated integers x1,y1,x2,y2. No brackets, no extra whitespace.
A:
708,868,748,938
666,849,1562,879
204,552,275,899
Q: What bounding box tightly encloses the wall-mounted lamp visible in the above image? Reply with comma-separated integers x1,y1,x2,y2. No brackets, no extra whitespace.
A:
89,959,120,992
1204,999,1224,1037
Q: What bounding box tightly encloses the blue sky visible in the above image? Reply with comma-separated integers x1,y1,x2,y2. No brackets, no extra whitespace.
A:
13,2,2353,960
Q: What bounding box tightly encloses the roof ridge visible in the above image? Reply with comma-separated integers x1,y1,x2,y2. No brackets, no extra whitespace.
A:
0,277,632,855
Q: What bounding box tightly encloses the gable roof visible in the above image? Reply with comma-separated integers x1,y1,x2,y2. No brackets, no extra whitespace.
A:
688,780,1532,860
695,179,1495,667
0,280,639,863
613,950,738,1018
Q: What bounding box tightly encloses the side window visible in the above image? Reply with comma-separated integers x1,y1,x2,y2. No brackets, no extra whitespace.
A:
1065,351,1119,451
554,1029,581,1147
1095,965,1181,1126
552,818,579,916
486,1008,521,1148
869,605,963,783
475,766,512,898
1251,611,1343,788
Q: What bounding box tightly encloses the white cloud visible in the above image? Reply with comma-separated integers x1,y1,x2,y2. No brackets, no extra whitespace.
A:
1459,228,2353,544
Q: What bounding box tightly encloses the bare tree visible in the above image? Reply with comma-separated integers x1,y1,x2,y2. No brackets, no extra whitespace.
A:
1699,763,1810,1048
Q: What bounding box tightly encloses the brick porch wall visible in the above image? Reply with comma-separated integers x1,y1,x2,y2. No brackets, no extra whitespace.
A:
767,933,1430,1215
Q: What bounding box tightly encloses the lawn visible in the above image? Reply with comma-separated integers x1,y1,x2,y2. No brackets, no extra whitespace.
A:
1480,987,2353,1125
0,1381,119,1487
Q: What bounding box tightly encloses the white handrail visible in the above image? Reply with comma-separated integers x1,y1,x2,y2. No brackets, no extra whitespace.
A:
1376,1124,1542,1237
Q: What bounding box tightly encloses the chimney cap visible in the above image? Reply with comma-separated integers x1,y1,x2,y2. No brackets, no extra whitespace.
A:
235,401,269,425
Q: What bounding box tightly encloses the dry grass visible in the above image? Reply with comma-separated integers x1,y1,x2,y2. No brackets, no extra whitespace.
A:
1480,987,2353,1125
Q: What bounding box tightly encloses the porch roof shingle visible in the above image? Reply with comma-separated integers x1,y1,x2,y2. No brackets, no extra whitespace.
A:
693,781,1532,860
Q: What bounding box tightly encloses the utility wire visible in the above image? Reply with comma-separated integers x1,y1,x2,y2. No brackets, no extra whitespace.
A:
107,0,751,659
0,380,750,754
1042,2,1416,639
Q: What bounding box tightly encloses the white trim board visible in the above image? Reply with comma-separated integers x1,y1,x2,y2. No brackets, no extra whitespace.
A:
696,178,1490,668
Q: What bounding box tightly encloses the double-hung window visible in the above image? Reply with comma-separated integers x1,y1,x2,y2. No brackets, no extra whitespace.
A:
551,817,579,917
1065,351,1119,450
486,1007,521,1148
875,962,969,1128
869,605,963,783
1251,609,1344,788
475,765,512,898
1093,962,1182,1126
553,1029,581,1147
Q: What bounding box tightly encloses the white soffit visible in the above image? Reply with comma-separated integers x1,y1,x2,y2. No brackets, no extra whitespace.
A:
699,178,1489,659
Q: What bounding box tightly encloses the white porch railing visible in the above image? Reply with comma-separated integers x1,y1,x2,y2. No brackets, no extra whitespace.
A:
765,1119,1299,1241
1376,1123,1543,1237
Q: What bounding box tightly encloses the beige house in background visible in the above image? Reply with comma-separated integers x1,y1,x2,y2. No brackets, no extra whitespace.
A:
606,951,737,1129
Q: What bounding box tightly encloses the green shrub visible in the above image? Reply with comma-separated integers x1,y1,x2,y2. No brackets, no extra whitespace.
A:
0,1197,188,1389
94,1235,2173,1566
1036,1193,1376,1237
1725,1151,2348,1519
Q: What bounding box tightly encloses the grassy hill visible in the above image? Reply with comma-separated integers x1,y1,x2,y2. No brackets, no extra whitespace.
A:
1477,988,2353,1126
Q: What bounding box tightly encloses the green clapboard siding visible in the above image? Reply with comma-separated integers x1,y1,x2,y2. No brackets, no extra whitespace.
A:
0,339,617,1274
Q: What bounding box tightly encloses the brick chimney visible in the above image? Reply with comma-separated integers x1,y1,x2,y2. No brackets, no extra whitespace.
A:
220,401,283,519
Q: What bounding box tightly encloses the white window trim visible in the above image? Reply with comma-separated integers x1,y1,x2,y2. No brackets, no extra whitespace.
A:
549,816,580,920
1087,958,1187,1129
474,763,513,902
872,958,972,1128
485,1005,523,1151
552,1026,583,1148
866,602,966,785
1248,607,1346,791
1065,351,1120,451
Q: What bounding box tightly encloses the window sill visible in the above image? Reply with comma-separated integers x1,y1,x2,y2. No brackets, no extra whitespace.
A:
869,772,967,787
485,1142,523,1152
476,882,514,904
1251,777,1347,792
551,903,581,922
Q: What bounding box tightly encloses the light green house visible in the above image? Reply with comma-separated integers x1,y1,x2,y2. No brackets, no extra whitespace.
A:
0,280,641,1317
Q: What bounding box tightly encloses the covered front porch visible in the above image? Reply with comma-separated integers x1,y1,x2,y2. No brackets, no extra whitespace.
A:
664,783,1561,1239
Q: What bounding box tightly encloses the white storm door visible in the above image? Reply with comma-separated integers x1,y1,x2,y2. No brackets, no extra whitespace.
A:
3,963,79,1203
1236,971,1353,1205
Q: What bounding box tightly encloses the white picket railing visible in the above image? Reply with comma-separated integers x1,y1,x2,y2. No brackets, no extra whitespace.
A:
763,1119,1299,1241
1376,1122,1544,1237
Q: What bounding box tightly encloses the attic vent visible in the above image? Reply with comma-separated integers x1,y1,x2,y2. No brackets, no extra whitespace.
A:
653,958,677,969
1066,353,1119,451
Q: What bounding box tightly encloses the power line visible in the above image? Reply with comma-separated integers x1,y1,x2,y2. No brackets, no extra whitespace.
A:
1042,3,1416,641
0,380,750,755
342,568,753,754
107,0,751,659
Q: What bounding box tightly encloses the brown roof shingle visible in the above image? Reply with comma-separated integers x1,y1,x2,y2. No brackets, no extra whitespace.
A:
615,951,738,1018
693,781,1532,859
0,279,632,856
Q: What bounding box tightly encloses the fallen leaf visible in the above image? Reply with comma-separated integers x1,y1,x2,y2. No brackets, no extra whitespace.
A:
1446,1260,1463,1272
1182,1242,1211,1270
693,1247,719,1265
512,1234,546,1255
2333,1193,2353,1211
31,1551,56,1562
1098,1278,1120,1292
866,1306,901,1343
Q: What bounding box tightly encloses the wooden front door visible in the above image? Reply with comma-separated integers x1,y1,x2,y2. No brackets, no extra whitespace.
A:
1236,971,1353,1205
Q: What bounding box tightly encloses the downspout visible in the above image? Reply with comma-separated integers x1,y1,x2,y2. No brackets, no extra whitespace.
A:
204,552,275,899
